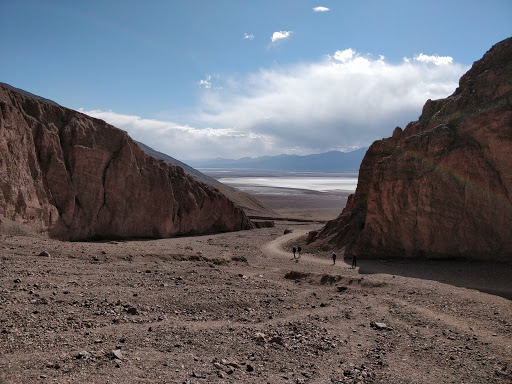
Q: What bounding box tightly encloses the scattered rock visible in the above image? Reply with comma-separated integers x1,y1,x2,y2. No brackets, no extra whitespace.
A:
370,321,392,331
306,230,317,244
270,336,285,345
284,271,310,280
125,306,138,315
76,351,90,360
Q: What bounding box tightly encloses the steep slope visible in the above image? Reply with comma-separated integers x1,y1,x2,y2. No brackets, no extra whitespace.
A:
0,83,253,240
311,38,512,261
136,141,277,218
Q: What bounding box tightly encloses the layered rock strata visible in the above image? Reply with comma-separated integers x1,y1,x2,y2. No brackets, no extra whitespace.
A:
311,38,512,261
0,84,253,240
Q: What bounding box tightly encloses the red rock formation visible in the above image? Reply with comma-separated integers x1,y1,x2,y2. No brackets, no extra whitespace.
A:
311,38,512,261
0,84,253,240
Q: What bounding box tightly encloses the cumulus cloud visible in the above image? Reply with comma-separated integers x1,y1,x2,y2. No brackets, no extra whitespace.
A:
414,53,454,65
193,49,467,156
243,33,254,40
332,48,355,63
81,48,468,161
313,6,330,12
271,31,292,43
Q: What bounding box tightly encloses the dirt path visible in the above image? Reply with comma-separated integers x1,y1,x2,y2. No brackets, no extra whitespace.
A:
261,227,339,268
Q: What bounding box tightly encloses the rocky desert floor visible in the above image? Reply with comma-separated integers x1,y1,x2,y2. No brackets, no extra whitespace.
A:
1,216,511,384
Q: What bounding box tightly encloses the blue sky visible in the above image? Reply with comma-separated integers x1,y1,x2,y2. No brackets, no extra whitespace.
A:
1,1,511,161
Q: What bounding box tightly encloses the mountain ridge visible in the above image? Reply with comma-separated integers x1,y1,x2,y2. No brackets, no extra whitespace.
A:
187,148,367,172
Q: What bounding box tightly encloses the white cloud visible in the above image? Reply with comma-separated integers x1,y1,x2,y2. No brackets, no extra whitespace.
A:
313,6,330,12
414,53,454,65
332,48,355,63
193,49,467,157
81,48,468,161
80,109,272,161
198,75,212,89
243,33,254,40
271,31,292,43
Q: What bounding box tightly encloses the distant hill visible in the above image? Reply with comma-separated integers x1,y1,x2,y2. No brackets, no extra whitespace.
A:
187,148,367,172
136,141,223,187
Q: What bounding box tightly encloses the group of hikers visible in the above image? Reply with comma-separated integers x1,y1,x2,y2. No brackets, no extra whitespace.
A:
332,252,357,268
292,246,357,268
292,246,302,259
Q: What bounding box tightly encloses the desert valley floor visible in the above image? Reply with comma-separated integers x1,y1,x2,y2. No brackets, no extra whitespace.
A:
1,210,511,384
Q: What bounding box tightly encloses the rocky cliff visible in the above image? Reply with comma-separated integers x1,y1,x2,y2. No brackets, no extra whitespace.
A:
0,83,253,240
135,141,278,218
311,38,512,261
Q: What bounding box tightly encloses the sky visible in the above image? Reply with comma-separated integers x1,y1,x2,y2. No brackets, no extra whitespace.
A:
1,1,511,162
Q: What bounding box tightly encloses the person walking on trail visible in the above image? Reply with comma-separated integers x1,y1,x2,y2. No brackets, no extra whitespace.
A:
297,246,302,258
332,252,337,265
352,253,357,269
292,247,297,259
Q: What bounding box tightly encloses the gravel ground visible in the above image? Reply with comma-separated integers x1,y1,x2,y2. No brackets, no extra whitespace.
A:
1,222,511,383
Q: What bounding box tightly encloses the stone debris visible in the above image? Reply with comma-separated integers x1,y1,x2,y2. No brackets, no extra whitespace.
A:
111,349,123,360
370,321,392,331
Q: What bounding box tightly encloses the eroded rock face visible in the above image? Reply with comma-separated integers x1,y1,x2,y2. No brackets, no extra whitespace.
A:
312,38,512,261
0,84,253,240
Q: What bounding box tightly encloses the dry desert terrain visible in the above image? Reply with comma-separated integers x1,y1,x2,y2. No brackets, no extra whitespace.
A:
1,192,511,384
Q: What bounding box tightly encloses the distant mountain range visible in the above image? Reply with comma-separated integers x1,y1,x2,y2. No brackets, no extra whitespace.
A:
187,148,367,172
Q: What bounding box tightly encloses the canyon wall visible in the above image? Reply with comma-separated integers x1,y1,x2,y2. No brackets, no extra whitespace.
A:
311,38,512,261
0,83,253,240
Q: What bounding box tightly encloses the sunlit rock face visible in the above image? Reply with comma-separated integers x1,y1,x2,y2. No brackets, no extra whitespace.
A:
312,37,512,261
0,83,253,240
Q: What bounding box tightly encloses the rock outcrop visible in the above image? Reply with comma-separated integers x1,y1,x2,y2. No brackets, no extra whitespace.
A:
0,83,253,240
311,37,512,261
136,141,278,218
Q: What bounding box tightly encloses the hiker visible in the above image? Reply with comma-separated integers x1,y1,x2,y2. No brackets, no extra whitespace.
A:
297,246,302,258
332,252,336,265
292,247,297,259
352,253,357,269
